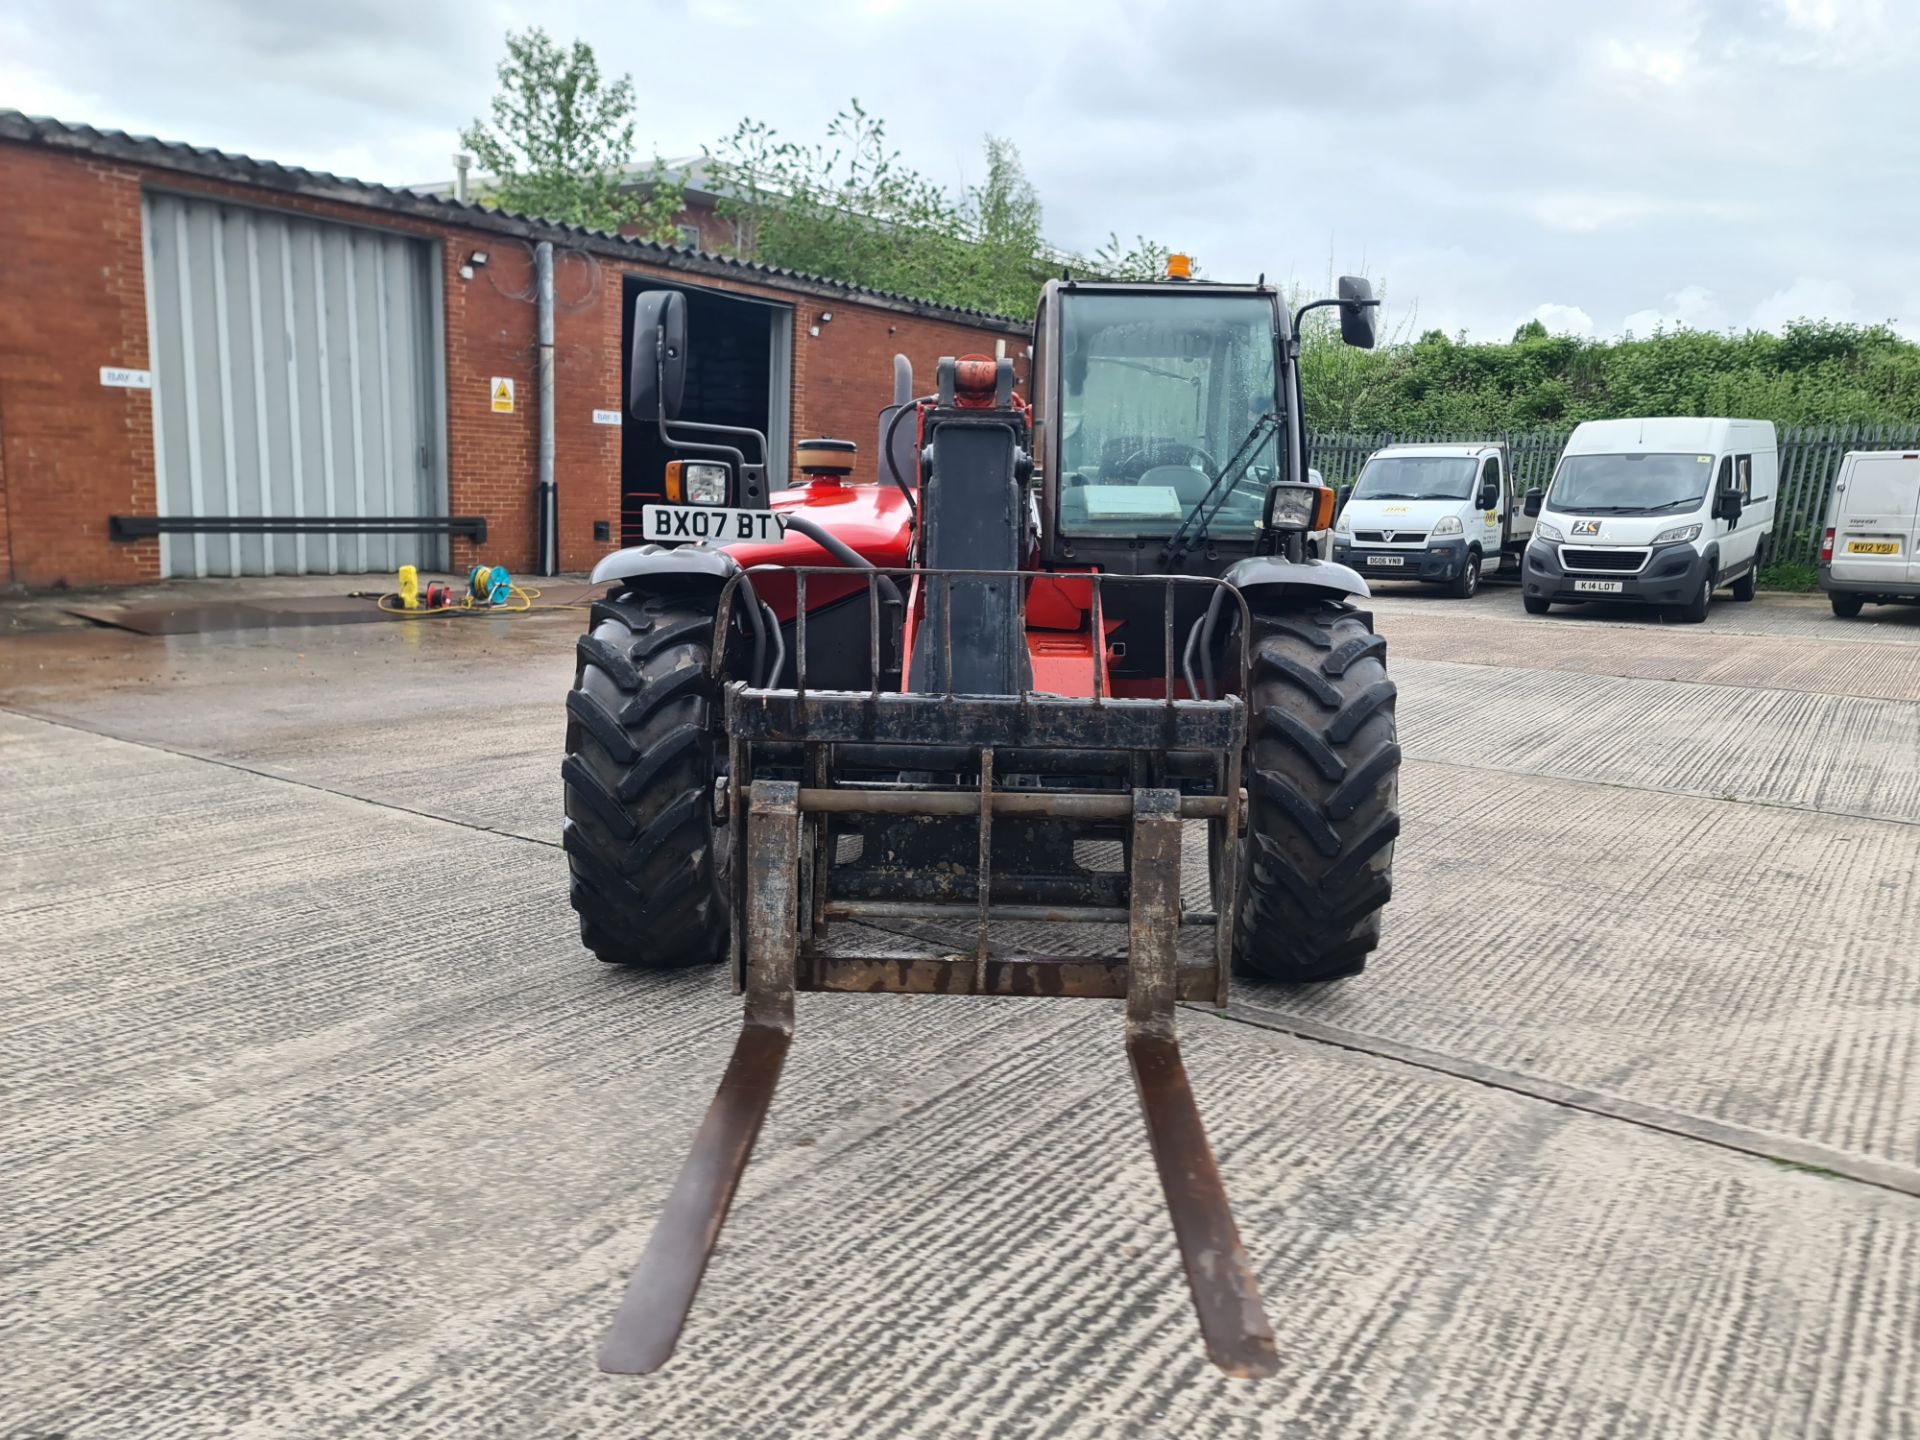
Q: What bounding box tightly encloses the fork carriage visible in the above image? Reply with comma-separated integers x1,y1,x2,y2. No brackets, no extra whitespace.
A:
597,563,1282,1379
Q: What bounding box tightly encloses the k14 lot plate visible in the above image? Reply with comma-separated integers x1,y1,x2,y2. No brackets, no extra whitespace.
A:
1574,578,1624,593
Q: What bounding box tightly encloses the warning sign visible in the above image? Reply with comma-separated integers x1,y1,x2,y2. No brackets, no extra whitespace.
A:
491,377,515,414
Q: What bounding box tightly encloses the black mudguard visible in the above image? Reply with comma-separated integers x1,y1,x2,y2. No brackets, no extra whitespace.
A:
1221,555,1371,607
590,543,741,591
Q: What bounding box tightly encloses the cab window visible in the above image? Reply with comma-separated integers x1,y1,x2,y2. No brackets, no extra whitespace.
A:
1055,292,1282,538
1482,455,1502,500
1735,454,1753,500
1030,296,1050,484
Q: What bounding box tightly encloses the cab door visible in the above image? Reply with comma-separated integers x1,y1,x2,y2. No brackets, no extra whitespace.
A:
1477,452,1505,561
1830,453,1920,587
1727,452,1762,569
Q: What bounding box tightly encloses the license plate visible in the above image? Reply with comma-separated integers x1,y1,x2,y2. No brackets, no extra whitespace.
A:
1846,540,1900,555
1366,555,1406,567
1573,579,1623,594
641,505,789,545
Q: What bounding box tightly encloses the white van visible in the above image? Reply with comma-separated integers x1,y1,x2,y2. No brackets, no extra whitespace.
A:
1522,418,1776,623
1329,442,1530,597
1820,450,1920,617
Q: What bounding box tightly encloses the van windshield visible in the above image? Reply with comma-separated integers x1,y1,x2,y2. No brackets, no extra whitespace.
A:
1351,456,1478,502
1547,453,1713,515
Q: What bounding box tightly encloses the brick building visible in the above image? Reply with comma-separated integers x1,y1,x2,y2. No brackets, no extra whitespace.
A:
0,113,1027,589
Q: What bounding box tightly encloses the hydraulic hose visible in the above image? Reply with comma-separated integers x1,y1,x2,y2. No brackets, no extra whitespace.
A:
882,397,938,520
781,514,904,609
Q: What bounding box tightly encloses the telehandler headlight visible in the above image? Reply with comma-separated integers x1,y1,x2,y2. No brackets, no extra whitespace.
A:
665,460,730,505
1262,481,1336,534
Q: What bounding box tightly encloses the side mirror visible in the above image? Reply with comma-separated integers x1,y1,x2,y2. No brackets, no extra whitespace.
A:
1337,275,1377,350
1335,484,1353,514
1477,483,1499,510
628,290,688,421
1713,488,1743,523
1524,488,1543,517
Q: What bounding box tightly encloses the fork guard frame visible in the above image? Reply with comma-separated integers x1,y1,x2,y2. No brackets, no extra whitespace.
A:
598,566,1280,1379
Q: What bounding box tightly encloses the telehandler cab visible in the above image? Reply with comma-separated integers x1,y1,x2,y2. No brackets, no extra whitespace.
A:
564,266,1398,1377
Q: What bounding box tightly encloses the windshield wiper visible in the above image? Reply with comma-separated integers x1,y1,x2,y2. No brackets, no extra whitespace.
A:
1160,412,1280,565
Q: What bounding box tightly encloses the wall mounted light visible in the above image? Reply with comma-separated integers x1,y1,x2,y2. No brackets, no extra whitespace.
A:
468,251,490,267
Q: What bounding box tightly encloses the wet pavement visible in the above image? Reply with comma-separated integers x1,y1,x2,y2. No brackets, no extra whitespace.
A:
3,580,1917,1438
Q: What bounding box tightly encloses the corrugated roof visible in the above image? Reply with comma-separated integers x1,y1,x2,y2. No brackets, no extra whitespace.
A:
0,111,1026,331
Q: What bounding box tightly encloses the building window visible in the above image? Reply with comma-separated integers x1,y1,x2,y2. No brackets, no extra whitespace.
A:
675,223,701,251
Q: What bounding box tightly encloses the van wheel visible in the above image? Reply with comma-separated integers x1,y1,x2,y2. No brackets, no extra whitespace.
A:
1523,594,1551,615
1731,568,1757,602
1674,574,1713,624
1444,549,1481,599
1831,593,1864,618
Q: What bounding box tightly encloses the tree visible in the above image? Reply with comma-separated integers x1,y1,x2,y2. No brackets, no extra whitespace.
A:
704,102,969,305
1090,234,1185,283
703,99,1184,317
461,28,682,240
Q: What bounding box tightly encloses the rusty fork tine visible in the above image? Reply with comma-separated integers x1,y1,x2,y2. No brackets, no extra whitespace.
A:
597,1023,791,1375
1127,1033,1278,1379
1126,788,1278,1380
598,781,802,1376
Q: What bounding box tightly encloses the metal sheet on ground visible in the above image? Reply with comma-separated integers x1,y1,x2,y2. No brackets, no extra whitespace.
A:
66,597,394,634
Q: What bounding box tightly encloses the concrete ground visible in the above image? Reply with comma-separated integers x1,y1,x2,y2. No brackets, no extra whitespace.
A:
3,578,1917,1438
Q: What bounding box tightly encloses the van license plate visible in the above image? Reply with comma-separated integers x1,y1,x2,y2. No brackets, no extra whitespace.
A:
1846,540,1899,555
641,505,789,544
1573,579,1623,594
1366,555,1405,567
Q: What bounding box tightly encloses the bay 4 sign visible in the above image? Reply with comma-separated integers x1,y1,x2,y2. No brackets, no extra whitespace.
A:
641,504,790,544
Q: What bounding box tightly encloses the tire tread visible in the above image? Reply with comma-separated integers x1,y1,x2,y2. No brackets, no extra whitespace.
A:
1234,601,1399,983
563,591,728,968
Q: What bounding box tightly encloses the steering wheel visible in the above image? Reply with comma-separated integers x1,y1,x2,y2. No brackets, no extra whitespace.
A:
1112,441,1218,482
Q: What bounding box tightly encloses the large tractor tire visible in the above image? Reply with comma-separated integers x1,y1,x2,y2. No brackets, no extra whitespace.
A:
1234,600,1400,983
562,590,730,968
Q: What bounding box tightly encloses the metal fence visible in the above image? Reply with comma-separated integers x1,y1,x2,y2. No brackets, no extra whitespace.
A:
1306,425,1920,569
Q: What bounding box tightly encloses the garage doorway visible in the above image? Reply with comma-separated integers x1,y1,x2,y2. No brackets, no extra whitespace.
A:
619,277,791,543
143,192,447,577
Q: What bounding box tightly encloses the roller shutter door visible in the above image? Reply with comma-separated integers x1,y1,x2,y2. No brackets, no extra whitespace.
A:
143,192,445,576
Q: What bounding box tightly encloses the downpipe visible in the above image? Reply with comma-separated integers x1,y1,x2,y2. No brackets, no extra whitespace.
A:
535,241,558,577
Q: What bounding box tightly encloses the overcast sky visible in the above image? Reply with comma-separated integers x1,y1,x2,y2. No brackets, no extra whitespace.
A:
4,0,1915,339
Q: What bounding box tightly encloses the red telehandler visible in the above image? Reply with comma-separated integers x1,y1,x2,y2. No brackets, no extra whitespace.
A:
564,267,1398,1377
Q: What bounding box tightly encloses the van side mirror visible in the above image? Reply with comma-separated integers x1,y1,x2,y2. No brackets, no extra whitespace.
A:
1524,488,1543,517
1335,483,1353,514
629,289,688,422
1337,275,1377,350
1713,487,1743,523
1477,482,1499,510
